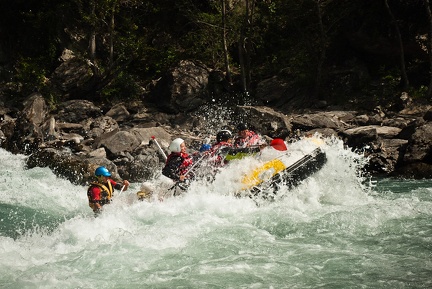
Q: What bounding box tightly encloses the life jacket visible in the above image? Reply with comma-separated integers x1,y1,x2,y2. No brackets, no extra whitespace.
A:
211,141,232,153
210,141,233,166
178,152,193,175
87,181,113,210
162,152,193,180
234,131,261,148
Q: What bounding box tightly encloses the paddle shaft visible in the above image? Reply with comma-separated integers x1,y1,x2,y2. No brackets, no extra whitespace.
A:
183,153,208,177
152,136,167,161
118,185,126,196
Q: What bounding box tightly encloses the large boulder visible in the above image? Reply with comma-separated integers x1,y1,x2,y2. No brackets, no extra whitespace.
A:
2,93,49,154
234,106,292,139
50,57,93,95
23,92,49,128
402,123,432,163
366,138,408,175
94,126,171,155
340,126,378,150
291,112,346,131
55,99,102,123
26,148,120,185
148,60,210,113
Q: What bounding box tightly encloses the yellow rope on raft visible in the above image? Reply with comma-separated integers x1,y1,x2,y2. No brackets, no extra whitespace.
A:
241,159,286,189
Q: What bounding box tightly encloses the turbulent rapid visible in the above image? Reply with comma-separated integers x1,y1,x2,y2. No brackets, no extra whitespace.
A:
1,136,431,288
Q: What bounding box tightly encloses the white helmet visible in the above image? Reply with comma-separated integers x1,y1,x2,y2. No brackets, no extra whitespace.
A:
169,138,184,153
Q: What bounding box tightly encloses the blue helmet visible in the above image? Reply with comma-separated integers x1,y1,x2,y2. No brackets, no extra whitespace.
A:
95,166,111,177
199,143,211,152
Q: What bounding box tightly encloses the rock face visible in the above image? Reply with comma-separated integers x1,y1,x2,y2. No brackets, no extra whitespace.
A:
2,90,432,186
148,60,211,113
1,61,432,185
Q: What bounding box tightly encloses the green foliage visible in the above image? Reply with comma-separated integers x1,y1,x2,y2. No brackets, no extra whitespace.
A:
409,85,428,100
14,58,49,95
181,12,225,68
100,71,141,101
0,0,431,109
45,93,59,111
139,46,180,76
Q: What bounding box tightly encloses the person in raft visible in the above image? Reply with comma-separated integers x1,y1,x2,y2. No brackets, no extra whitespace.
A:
234,123,264,148
87,166,130,215
210,129,235,167
211,129,264,166
162,138,194,182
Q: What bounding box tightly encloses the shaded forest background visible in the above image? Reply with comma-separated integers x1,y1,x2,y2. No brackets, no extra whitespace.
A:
1,0,432,112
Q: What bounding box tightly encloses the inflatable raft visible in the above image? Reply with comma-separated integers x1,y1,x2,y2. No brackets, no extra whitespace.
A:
136,137,327,202
237,147,327,200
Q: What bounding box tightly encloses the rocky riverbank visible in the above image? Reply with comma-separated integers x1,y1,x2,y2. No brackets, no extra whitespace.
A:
1,91,432,186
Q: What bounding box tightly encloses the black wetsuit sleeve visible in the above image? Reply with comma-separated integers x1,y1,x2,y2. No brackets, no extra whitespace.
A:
108,179,122,190
162,155,183,181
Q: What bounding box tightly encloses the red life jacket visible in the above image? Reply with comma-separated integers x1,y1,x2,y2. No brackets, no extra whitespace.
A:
162,152,193,180
211,141,233,152
234,130,261,148
210,141,233,166
87,180,114,211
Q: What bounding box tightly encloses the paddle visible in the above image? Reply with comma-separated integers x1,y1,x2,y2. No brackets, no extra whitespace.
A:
166,150,212,197
151,136,168,160
183,152,210,178
269,138,288,151
117,185,126,196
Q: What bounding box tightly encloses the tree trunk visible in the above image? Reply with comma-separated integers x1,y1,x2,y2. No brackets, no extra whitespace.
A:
238,0,255,94
424,0,432,99
245,0,256,92
221,0,232,84
384,0,409,90
314,0,326,101
238,8,248,93
109,3,115,68
89,0,99,76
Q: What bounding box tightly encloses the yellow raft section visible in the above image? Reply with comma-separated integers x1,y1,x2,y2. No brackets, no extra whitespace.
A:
241,137,324,190
241,159,286,189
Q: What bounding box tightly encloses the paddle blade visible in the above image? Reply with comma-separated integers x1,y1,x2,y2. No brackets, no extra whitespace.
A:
270,138,287,151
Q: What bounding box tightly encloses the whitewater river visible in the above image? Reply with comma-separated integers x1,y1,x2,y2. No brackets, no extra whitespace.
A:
1,137,431,288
